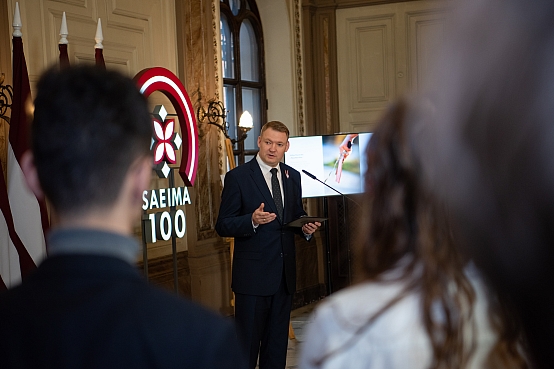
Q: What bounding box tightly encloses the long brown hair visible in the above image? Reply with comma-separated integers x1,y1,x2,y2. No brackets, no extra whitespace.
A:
311,97,526,368
354,97,476,368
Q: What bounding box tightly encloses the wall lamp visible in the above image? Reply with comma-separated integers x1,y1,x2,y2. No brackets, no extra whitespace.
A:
197,99,231,139
196,95,253,145
195,89,255,166
236,110,254,142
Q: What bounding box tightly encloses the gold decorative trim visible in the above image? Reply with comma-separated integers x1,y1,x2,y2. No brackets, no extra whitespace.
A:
212,0,220,102
294,0,305,136
212,0,225,174
323,16,332,134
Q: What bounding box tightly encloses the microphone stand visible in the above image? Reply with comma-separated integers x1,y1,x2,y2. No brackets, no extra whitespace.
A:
301,170,361,208
302,170,356,290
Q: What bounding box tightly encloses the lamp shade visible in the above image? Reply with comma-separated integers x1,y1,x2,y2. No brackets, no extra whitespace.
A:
239,110,253,129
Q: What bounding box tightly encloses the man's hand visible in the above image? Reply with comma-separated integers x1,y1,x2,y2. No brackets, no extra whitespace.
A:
302,222,321,235
252,203,277,225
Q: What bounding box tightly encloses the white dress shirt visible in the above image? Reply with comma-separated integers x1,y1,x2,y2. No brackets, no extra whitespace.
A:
256,154,284,205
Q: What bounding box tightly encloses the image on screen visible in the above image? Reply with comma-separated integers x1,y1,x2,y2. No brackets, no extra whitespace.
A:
285,132,372,198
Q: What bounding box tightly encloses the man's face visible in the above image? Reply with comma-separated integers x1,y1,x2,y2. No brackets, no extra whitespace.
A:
257,128,290,167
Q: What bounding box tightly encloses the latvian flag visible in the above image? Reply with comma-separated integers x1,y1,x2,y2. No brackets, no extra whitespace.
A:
0,3,49,289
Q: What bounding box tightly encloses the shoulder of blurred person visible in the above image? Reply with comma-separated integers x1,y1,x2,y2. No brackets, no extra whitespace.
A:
300,258,500,369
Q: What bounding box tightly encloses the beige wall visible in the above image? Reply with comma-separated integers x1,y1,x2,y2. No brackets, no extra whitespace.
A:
258,0,299,135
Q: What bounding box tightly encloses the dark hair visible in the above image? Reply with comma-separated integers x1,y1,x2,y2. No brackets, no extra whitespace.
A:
312,96,526,368
32,65,152,215
417,1,554,367
355,97,477,368
261,120,289,138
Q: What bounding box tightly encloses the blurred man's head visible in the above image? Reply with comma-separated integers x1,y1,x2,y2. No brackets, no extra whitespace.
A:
24,65,152,223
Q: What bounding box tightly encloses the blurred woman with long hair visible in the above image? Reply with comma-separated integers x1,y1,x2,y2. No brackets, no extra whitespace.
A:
299,97,526,369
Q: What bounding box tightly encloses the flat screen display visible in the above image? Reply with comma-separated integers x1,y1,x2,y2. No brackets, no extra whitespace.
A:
285,132,372,198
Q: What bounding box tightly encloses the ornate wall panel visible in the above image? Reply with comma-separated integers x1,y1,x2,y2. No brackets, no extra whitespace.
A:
175,0,233,315
293,0,306,136
303,7,340,135
336,0,447,133
337,12,396,132
406,9,446,91
7,0,177,79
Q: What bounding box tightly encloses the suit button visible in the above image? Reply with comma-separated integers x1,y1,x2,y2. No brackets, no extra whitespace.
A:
280,253,283,257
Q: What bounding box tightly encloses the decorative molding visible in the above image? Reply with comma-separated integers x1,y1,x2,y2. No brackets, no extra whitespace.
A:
302,0,421,8
212,0,220,102
322,16,332,134
71,34,137,70
336,5,397,134
176,0,221,241
111,8,151,22
49,0,86,7
212,0,225,174
0,129,6,179
353,24,391,103
293,0,305,136
405,8,447,91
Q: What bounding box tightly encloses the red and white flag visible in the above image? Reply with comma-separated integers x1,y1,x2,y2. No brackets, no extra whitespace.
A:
0,159,35,290
0,2,49,288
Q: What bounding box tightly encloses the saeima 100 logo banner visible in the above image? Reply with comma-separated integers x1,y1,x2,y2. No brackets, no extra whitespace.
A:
134,67,198,243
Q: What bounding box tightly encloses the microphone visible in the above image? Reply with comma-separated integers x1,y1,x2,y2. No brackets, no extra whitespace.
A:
301,170,362,208
302,170,317,180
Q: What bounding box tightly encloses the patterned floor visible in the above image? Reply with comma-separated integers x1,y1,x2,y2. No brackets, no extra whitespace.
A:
285,303,317,369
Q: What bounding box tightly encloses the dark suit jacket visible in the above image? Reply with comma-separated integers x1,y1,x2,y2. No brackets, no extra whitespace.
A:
215,157,307,296
0,254,245,369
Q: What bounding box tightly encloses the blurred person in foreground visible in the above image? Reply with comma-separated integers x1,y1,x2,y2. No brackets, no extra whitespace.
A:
417,0,554,367
299,97,527,369
0,65,245,368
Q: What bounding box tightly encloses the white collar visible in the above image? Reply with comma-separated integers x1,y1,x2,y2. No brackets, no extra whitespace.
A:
256,154,279,175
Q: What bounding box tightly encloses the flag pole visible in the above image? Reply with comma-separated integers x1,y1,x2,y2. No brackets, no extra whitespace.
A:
59,11,69,69
12,2,21,37
95,18,106,69
4,1,49,287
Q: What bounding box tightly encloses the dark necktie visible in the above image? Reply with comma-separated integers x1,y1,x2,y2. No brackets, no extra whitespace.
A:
270,168,284,221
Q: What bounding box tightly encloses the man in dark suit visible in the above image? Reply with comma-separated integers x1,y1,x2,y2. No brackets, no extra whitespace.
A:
216,121,320,369
0,65,245,368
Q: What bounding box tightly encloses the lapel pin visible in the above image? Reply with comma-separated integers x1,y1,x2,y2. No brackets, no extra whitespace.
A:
285,170,289,179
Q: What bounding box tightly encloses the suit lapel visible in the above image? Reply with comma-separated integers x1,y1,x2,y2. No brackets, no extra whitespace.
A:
249,158,278,217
